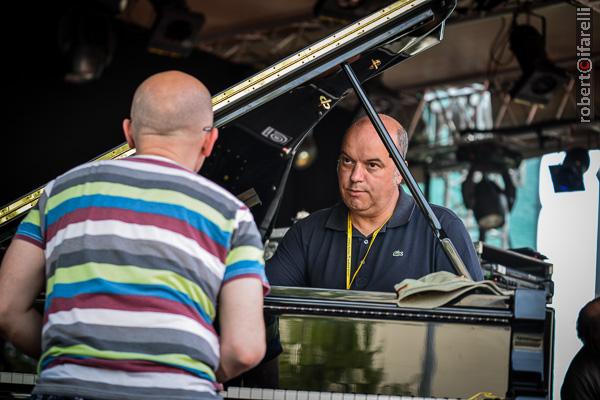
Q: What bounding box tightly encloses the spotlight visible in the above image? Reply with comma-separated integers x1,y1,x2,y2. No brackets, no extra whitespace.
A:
462,168,516,238
549,147,590,193
294,130,318,170
58,3,117,83
508,15,569,105
148,0,205,58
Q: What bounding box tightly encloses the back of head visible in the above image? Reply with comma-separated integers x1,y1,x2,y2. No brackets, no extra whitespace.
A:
130,70,213,138
577,296,600,354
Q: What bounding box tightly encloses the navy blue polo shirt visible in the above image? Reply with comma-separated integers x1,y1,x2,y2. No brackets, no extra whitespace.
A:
266,189,484,292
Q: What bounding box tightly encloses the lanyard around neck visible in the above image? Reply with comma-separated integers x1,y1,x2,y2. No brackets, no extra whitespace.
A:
345,212,391,290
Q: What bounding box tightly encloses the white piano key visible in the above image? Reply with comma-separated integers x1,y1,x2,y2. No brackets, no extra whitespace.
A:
307,390,321,400
227,386,241,399
251,388,264,400
342,393,355,400
274,389,286,400
262,388,275,400
355,394,366,400
284,389,298,400
331,392,344,400
239,387,252,399
12,373,24,384
0,372,11,383
319,392,332,400
297,390,309,400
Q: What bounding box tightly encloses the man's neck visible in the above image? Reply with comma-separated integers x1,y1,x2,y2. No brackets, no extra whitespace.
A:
350,196,398,237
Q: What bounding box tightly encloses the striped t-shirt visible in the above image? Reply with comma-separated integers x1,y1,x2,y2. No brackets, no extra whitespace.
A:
14,155,269,400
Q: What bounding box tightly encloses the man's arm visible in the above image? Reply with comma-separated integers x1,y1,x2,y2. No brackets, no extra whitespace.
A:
0,239,45,358
216,278,266,382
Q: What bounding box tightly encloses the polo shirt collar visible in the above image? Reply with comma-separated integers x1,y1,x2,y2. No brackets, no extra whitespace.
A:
325,189,416,232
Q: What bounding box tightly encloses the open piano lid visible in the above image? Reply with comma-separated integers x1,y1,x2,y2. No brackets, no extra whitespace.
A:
0,0,456,243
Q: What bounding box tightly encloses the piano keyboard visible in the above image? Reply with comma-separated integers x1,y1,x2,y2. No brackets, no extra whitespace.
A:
221,387,458,400
0,373,457,400
0,372,36,386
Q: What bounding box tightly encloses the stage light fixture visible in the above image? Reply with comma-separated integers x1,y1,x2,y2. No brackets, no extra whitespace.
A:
148,0,205,58
462,168,516,239
58,3,117,84
508,14,569,105
549,147,590,193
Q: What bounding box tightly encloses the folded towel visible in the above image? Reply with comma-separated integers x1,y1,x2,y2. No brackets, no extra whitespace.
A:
394,271,513,309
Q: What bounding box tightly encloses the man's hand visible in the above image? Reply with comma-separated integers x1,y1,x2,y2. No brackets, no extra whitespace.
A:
216,278,266,383
0,239,45,358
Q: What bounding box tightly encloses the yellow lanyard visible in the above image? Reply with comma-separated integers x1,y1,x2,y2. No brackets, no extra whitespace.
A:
346,213,391,290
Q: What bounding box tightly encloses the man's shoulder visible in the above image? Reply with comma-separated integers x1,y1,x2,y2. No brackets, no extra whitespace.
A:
429,203,463,223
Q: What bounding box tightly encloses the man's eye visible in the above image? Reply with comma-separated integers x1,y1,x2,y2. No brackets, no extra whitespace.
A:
368,163,379,169
342,158,353,164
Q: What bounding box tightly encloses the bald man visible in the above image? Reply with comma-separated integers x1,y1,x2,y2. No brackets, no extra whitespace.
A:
266,114,483,291
0,71,268,400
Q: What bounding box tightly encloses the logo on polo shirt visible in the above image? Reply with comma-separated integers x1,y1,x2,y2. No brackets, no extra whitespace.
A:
393,250,404,257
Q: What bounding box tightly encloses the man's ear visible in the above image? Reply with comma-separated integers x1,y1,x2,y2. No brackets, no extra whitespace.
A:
201,127,219,157
394,170,402,185
122,119,135,149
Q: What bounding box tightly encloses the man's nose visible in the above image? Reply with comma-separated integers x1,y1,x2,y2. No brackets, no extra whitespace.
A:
350,163,365,182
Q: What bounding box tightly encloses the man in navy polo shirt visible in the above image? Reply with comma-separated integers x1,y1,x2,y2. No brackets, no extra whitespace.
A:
266,114,483,292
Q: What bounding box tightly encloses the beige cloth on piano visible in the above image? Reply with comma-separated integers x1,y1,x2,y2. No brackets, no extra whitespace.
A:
394,271,512,309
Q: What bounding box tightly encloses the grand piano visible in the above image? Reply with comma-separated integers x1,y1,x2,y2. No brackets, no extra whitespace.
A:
0,0,554,399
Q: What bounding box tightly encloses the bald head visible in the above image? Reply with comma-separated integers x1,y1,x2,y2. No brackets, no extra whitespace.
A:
344,114,408,158
577,297,600,354
130,70,213,137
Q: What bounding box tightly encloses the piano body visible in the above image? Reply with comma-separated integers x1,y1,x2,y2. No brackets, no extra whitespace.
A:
0,0,554,399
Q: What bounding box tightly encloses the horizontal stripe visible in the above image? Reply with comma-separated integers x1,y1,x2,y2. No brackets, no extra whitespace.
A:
43,320,218,368
45,220,225,280
44,293,215,333
46,263,215,319
22,208,41,225
45,330,217,369
46,193,230,248
42,363,216,392
52,166,240,220
122,156,191,173
46,206,227,262
120,156,245,208
224,260,268,282
15,221,43,242
43,308,219,354
46,236,221,301
47,182,235,235
226,245,265,266
45,280,213,326
46,356,196,376
40,343,215,380
34,377,219,400
14,233,44,248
